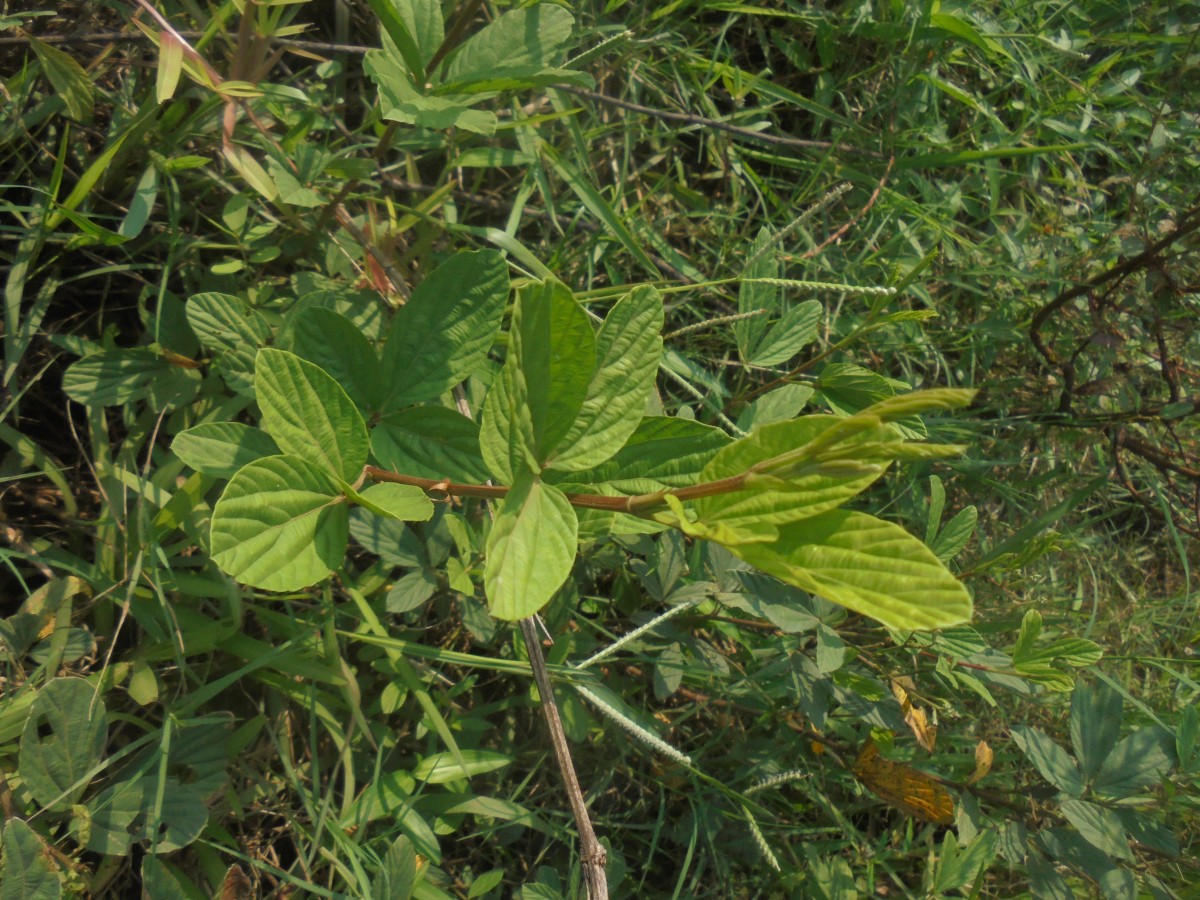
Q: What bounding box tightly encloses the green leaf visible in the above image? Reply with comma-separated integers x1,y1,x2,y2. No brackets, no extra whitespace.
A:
514,279,596,462
380,250,509,410
1178,704,1198,770
255,349,369,482
0,819,62,900
542,148,662,278
1092,727,1175,798
351,483,434,523
366,51,498,133
484,474,577,620
18,678,107,811
414,750,513,784
387,569,438,614
1011,725,1084,797
118,166,158,239
370,834,417,900
1075,681,1128,782
291,307,383,413
61,350,175,407
548,285,664,471
172,422,280,479
210,455,349,591
372,407,491,483
815,624,846,673
751,299,822,366
930,505,977,560
693,416,895,531
816,362,895,414
186,292,272,393
443,5,575,83
728,510,973,630
735,227,777,361
30,37,93,122
1059,799,1133,861
479,354,537,483
737,382,814,431
365,0,429,81
566,416,730,494
925,474,946,545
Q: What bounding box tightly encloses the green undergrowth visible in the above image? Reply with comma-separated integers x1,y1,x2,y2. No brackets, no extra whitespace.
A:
1,1,1197,898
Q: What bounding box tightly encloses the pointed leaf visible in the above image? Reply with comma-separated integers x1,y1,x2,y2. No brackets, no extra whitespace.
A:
210,455,349,591
514,279,595,462
371,833,417,900
0,819,62,900
479,354,537,483
18,678,106,811
735,227,777,360
255,349,368,482
565,416,730,494
186,292,272,393
694,415,895,530
291,307,383,412
30,37,93,122
1071,680,1124,772
1059,799,1133,861
930,504,977,560
750,299,822,366
485,474,577,620
1011,725,1084,797
729,510,972,630
351,483,434,523
443,5,575,83
1093,727,1175,798
172,422,279,479
373,407,491,483
381,250,508,410
549,285,664,471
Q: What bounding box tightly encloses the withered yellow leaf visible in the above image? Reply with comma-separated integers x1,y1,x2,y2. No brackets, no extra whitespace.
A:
851,741,955,825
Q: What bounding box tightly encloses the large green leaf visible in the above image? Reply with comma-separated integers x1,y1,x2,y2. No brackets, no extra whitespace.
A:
210,455,349,591
18,678,107,812
186,292,272,394
61,350,199,408
693,415,895,531
515,279,596,462
172,422,280,479
291,306,383,413
443,5,575,84
735,227,777,361
366,51,498,133
484,473,577,620
729,510,973,630
1011,726,1085,797
255,349,368,483
751,299,822,366
372,407,491,482
547,286,664,472
479,354,537,483
0,818,62,900
349,483,434,523
381,250,509,410
564,416,730,494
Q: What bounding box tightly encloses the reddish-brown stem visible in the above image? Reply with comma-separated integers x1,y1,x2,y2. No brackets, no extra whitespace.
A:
362,466,748,514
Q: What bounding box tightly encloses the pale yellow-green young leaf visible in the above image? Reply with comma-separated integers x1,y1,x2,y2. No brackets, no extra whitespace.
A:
484,474,577,620
222,145,278,201
156,31,184,102
730,510,972,630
